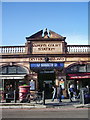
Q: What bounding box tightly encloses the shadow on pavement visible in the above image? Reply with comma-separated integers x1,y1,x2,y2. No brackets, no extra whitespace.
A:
44,100,80,107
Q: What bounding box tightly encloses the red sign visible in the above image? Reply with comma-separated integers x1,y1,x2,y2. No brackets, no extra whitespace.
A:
68,73,90,79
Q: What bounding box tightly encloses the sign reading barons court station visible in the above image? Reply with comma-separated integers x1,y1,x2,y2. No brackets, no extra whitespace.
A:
32,41,63,54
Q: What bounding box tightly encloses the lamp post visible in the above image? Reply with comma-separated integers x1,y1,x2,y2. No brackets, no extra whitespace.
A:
42,82,45,105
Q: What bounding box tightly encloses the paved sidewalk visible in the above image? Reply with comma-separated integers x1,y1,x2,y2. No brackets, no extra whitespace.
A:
0,99,90,109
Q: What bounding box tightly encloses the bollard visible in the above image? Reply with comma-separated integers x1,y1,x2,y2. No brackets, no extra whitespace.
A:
14,90,16,103
42,91,45,105
80,89,85,104
81,90,85,104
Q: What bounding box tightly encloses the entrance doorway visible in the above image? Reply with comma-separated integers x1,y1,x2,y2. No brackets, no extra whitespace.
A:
4,79,19,100
38,71,55,99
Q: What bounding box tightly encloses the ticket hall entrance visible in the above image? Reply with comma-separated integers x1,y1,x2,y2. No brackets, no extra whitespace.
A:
30,62,64,99
38,71,55,99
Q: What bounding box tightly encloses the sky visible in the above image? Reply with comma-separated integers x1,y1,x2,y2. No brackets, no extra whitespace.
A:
2,2,88,46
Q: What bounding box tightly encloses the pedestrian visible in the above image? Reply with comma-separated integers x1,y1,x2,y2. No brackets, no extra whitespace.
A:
52,85,56,101
69,84,75,102
57,85,63,103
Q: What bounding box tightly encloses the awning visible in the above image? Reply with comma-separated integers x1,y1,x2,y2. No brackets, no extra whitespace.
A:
0,75,26,79
68,73,90,79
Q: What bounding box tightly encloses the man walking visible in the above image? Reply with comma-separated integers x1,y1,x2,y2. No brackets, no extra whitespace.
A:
57,85,63,103
69,84,75,102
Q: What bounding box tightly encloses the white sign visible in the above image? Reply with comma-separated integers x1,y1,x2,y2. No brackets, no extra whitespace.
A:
30,80,35,90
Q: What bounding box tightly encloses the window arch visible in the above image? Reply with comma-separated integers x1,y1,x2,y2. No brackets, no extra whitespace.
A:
0,65,28,75
66,63,90,73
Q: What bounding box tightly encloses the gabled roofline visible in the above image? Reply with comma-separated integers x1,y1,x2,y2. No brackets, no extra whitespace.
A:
26,28,66,41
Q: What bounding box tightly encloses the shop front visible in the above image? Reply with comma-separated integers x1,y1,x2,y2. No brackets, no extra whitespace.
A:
0,65,29,101
66,63,90,95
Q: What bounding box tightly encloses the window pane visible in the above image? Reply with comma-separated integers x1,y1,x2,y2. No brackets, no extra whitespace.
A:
78,65,86,72
17,66,27,74
87,64,90,72
0,67,7,74
71,66,78,72
8,66,17,74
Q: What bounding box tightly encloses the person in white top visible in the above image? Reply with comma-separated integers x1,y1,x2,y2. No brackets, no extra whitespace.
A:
52,85,56,102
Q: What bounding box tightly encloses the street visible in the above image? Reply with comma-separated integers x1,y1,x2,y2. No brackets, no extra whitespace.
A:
2,108,89,118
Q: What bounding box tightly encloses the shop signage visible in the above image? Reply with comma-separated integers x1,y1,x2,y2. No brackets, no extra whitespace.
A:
68,73,90,79
70,76,90,79
29,57,65,62
32,41,63,54
30,63,64,69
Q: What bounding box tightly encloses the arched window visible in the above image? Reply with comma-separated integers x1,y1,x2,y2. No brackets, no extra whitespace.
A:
0,65,28,75
66,64,90,73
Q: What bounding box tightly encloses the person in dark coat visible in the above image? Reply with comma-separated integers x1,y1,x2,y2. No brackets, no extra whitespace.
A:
69,85,75,102
57,85,63,103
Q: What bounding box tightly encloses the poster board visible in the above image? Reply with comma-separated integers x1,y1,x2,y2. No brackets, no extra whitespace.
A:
30,80,35,90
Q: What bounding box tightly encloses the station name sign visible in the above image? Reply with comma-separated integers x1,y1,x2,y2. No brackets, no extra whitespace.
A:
32,41,63,54
30,63,64,70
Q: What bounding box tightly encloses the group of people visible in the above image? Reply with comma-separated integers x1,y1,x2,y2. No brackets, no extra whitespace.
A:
52,85,63,103
5,84,14,98
52,84,76,103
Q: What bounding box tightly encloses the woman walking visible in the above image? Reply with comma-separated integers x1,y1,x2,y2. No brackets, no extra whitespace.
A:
52,85,56,101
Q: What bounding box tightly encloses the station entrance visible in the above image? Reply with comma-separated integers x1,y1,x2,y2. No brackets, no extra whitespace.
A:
38,71,55,99
30,62,64,99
